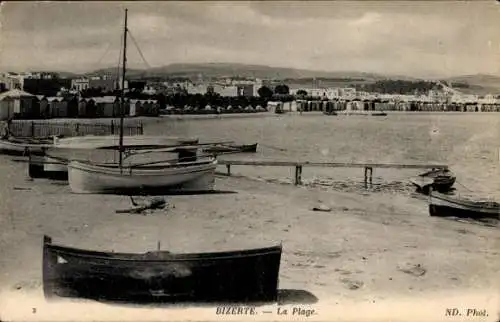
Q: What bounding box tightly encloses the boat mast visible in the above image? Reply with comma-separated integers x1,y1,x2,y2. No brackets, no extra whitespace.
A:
119,8,128,171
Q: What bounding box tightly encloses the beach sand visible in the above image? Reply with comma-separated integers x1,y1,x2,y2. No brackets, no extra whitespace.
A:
0,153,498,321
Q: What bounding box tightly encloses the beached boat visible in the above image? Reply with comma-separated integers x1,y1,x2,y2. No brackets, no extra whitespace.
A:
0,136,53,155
202,143,258,154
64,10,218,193
28,135,200,179
322,111,338,116
43,235,282,303
67,154,218,194
429,191,499,219
409,168,456,194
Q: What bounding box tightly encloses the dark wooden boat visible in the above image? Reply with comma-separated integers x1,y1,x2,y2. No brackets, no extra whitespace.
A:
371,112,387,116
429,191,499,220
409,168,456,194
322,111,338,116
43,235,282,303
203,143,258,154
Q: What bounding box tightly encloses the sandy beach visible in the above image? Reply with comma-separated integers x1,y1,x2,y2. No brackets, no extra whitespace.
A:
0,113,499,321
0,159,498,321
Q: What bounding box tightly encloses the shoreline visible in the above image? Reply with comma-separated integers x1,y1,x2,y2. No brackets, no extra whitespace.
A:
7,110,500,125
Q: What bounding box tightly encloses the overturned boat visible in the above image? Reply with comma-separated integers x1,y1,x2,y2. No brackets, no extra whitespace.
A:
43,235,282,303
429,191,499,220
409,168,456,194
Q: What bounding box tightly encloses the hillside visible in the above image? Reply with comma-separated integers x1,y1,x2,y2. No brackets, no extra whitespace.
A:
76,64,500,95
88,63,391,81
441,74,500,95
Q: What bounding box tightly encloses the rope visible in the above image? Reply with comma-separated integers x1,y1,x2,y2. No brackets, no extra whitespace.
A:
128,29,151,69
95,41,114,67
455,180,474,192
116,31,124,87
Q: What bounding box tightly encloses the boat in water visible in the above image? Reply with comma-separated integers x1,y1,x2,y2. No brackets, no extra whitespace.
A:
409,168,456,194
371,112,387,116
43,235,282,303
202,143,258,154
429,191,499,220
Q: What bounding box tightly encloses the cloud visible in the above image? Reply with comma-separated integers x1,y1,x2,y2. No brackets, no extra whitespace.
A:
0,1,499,77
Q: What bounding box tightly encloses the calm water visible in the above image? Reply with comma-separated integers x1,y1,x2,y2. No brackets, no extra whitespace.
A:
145,113,500,199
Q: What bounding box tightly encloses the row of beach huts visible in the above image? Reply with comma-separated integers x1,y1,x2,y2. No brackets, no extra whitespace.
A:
0,89,160,120
269,99,500,113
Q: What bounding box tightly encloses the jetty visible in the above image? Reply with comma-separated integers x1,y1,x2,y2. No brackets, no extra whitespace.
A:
218,160,449,187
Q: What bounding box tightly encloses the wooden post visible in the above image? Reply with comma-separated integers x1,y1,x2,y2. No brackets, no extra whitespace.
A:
295,165,303,185
30,121,35,137
364,167,373,188
226,164,231,176
140,122,144,135
111,120,114,134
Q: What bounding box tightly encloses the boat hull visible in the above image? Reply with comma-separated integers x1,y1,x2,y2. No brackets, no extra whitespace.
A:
429,192,499,219
0,138,48,156
68,158,217,194
43,236,282,303
410,168,456,194
203,143,257,154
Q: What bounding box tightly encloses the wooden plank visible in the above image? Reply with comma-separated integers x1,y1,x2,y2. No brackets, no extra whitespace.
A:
216,160,448,170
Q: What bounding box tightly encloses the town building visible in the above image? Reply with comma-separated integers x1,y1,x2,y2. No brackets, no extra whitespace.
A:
71,78,90,92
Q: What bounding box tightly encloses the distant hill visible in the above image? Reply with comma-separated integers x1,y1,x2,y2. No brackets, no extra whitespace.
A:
87,63,396,81
75,64,500,95
440,74,500,95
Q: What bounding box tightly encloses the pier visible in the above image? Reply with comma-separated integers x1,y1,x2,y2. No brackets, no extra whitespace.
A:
217,160,448,187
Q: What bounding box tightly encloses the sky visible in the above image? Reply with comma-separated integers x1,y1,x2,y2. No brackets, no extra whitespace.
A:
0,1,499,78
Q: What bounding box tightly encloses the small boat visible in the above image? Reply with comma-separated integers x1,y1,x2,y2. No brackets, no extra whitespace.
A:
67,154,218,194
27,136,201,180
371,112,387,116
322,111,338,116
409,168,456,194
43,235,282,303
0,136,54,155
429,191,499,220
202,143,258,154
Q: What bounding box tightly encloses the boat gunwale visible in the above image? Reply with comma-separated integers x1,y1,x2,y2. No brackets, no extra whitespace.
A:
68,158,217,173
45,242,283,262
430,192,500,212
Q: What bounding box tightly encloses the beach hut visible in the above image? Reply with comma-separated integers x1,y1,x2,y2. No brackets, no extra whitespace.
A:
47,97,70,118
0,89,37,120
38,96,50,118
93,96,117,117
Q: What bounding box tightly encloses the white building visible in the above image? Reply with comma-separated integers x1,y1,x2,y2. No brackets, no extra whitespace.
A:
71,78,90,92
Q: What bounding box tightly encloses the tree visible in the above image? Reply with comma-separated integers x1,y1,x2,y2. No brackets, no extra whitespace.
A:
274,84,290,95
257,86,273,99
296,89,308,96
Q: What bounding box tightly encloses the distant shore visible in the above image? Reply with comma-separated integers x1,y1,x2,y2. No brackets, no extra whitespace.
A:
9,110,500,125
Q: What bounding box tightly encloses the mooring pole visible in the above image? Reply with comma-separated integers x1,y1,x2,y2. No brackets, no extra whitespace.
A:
295,165,303,185
364,167,373,188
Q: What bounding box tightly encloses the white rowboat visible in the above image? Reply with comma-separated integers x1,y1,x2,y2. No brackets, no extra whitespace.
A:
67,157,217,194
